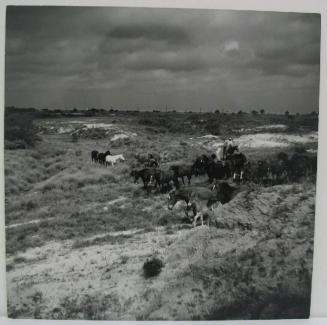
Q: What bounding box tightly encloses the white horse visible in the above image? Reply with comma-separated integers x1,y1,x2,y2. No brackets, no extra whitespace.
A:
105,154,125,166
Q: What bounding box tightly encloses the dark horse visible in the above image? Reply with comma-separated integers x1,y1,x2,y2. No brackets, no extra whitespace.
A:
205,160,231,183
192,154,210,175
170,164,194,185
154,169,178,192
228,152,247,183
130,168,159,190
168,181,245,210
167,187,214,210
224,145,239,160
211,181,238,204
91,150,99,163
145,159,159,168
168,188,193,210
97,151,111,165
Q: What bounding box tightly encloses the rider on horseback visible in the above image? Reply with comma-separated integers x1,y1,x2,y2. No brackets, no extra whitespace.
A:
223,137,235,160
146,153,159,168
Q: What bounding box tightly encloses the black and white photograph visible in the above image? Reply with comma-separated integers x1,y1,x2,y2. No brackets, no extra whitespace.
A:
4,5,320,320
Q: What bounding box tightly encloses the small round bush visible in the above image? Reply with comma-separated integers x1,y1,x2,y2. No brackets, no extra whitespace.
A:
143,257,164,278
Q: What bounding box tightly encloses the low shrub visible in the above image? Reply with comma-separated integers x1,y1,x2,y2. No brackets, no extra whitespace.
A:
143,257,164,278
5,110,41,149
204,119,221,135
57,294,111,320
5,140,28,150
25,199,38,211
13,256,27,264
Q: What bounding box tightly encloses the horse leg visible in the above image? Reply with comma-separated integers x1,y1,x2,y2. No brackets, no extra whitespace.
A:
154,179,159,190
188,175,191,185
193,212,200,227
143,181,148,189
181,176,185,185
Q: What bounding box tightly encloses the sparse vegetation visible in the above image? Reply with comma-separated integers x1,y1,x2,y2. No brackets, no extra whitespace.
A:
56,294,112,320
5,108,41,149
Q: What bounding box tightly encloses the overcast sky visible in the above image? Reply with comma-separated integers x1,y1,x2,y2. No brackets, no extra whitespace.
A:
5,6,321,113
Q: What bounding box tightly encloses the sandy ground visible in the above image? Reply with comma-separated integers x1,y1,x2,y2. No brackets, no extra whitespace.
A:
7,226,189,319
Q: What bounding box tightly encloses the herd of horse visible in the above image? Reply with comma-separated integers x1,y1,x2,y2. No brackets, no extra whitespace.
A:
91,145,317,227
129,148,317,189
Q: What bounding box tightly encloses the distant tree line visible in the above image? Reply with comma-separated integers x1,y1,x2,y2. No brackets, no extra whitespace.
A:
5,106,319,116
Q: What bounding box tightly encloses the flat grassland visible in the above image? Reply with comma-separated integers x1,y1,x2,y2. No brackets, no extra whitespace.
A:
5,110,318,320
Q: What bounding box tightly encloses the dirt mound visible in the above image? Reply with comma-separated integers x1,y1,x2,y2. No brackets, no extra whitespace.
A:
110,132,137,147
73,127,108,139
139,183,315,320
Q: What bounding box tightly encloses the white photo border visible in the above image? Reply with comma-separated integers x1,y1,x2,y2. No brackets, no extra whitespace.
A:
0,0,326,323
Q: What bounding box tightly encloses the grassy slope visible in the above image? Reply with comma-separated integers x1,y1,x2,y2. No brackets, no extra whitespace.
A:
4,111,318,319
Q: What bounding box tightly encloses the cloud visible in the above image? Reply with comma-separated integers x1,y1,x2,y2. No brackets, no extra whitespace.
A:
5,6,321,112
222,40,239,54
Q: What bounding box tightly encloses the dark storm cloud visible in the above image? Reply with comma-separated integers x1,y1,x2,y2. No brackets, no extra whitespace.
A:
5,6,321,112
254,26,320,68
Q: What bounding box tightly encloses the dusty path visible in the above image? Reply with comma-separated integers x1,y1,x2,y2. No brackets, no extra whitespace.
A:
5,218,54,229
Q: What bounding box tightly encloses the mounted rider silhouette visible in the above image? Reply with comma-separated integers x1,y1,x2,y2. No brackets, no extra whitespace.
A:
147,153,159,168
223,137,236,160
